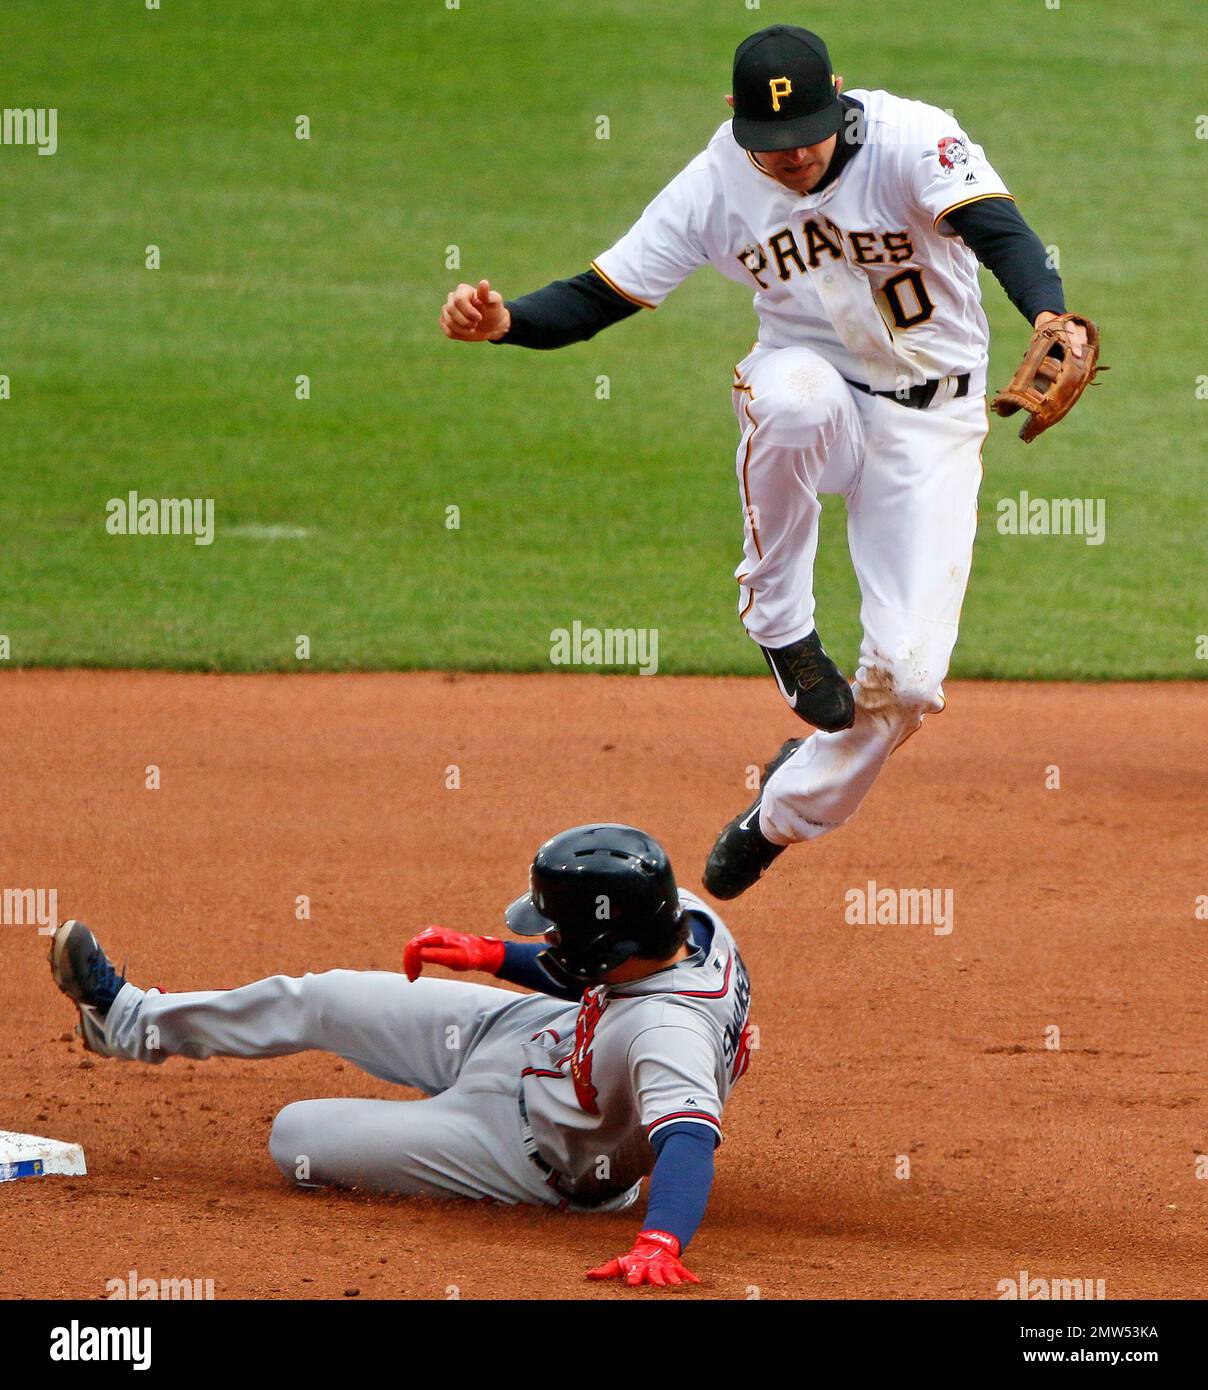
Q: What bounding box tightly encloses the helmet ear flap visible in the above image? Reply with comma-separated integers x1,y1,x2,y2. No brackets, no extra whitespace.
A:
539,929,642,988
535,946,582,992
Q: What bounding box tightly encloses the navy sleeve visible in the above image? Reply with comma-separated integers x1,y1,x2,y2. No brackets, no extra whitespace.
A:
491,269,640,350
643,1124,717,1252
946,197,1066,324
497,942,582,1002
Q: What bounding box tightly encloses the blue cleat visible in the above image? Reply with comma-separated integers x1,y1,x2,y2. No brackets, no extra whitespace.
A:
48,920,126,1052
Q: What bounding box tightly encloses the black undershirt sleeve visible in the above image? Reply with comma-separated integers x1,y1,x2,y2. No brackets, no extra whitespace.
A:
945,197,1066,324
491,268,640,350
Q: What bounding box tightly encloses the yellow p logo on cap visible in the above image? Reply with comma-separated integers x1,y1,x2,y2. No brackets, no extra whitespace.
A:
769,77,792,113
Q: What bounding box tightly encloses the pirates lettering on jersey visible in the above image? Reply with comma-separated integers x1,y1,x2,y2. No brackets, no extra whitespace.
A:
847,230,882,265
881,230,914,265
802,219,844,268
768,227,806,281
739,223,920,289
570,988,608,1115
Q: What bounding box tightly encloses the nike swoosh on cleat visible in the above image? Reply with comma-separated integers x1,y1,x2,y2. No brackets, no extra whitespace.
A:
768,661,798,708
739,801,762,831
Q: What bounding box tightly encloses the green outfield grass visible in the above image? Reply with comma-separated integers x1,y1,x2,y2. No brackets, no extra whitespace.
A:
1,0,1203,677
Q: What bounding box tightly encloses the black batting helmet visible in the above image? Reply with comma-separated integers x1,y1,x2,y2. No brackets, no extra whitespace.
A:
505,824,686,989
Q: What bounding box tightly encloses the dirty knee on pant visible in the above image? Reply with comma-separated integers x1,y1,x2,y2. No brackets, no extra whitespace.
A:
736,348,862,480
855,654,948,723
756,365,853,453
759,648,951,845
733,347,864,645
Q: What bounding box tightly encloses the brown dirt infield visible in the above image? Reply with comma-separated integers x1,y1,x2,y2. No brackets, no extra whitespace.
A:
1,670,1204,1300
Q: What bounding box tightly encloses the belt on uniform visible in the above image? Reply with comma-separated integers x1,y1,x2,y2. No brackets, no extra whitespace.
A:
845,373,969,410
517,1090,617,1210
518,1090,573,1205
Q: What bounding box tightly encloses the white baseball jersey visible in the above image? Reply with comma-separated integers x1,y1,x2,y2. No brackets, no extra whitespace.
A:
592,90,1012,393
518,890,753,1201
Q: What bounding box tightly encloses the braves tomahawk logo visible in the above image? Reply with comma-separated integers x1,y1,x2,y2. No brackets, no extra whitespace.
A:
570,987,609,1115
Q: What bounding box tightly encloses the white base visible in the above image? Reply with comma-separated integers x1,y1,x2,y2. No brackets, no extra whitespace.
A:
0,1130,88,1182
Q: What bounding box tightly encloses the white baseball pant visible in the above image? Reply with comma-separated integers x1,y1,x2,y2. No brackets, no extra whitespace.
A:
731,343,988,844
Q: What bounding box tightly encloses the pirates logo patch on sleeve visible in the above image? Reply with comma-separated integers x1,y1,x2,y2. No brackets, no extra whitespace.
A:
937,135,970,171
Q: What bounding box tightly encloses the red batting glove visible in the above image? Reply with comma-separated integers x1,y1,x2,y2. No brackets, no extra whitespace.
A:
403,926,506,982
585,1230,700,1288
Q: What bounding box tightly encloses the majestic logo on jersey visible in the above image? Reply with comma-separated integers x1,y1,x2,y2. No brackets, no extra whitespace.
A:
937,135,969,172
570,987,608,1115
768,77,792,112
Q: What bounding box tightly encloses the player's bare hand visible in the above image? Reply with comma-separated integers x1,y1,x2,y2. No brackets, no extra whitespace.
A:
1035,310,1086,360
440,279,511,342
403,926,506,981
586,1230,700,1288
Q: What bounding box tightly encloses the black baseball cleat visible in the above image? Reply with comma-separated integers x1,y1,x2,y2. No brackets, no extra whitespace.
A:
49,920,126,1053
703,738,804,900
760,631,855,731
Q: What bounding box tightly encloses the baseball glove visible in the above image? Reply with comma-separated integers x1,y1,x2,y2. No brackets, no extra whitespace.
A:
991,313,1104,442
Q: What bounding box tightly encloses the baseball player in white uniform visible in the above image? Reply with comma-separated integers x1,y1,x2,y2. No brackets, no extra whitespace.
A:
440,25,1091,898
49,825,754,1289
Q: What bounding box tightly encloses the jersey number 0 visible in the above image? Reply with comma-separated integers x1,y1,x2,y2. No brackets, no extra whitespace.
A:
881,268,935,329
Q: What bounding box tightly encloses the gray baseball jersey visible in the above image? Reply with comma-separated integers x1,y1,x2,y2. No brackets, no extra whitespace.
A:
519,889,752,1203
91,890,752,1212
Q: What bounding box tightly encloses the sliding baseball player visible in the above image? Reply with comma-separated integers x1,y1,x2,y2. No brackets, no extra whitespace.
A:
50,824,754,1290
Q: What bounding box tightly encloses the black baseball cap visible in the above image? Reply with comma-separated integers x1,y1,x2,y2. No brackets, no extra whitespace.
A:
731,25,844,152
